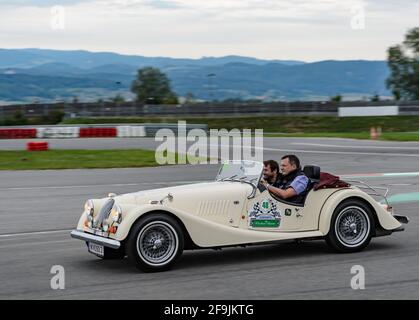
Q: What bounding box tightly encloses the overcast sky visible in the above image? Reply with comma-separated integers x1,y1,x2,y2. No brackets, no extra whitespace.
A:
0,0,418,61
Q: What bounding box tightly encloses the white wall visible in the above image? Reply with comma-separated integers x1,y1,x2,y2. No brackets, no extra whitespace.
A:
338,106,399,117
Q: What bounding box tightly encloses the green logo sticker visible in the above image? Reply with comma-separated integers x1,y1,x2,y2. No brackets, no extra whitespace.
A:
261,200,270,210
248,198,281,228
250,219,280,228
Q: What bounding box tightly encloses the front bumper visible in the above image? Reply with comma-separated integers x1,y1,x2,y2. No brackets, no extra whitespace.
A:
71,230,121,249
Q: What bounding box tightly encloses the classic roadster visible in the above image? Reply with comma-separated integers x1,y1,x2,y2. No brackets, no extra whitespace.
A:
71,161,408,272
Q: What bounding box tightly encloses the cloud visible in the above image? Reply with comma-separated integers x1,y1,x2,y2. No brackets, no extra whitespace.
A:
0,0,90,7
0,0,417,61
102,0,364,20
83,0,369,29
143,0,181,9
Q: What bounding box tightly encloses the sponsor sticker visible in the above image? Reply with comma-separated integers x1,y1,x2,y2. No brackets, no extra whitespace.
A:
248,198,281,228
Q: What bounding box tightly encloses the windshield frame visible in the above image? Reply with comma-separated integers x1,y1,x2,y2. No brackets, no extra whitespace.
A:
215,160,263,192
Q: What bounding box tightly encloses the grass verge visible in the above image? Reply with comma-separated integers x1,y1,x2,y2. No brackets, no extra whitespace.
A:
61,115,419,141
61,115,419,133
0,149,204,170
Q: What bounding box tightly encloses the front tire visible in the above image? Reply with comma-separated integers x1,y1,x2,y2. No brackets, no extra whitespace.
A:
127,214,184,272
326,199,374,253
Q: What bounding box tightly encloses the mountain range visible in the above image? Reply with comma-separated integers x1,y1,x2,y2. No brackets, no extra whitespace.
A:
0,48,391,104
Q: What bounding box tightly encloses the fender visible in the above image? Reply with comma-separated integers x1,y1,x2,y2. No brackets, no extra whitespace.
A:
318,188,401,235
114,204,171,241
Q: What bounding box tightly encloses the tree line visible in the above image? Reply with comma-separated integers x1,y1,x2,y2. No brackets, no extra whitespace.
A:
387,27,419,100
130,27,419,104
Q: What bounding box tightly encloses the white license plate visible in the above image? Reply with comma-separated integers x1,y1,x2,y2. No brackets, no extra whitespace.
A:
88,242,104,257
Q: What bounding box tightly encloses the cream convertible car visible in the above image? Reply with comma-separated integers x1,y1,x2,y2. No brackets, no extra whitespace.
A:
71,161,408,272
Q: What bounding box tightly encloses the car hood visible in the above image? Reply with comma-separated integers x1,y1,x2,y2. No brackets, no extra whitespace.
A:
112,181,253,207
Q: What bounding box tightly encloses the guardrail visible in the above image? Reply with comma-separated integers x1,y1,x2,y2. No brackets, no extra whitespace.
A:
0,128,37,139
79,127,117,138
2,101,419,119
0,123,208,139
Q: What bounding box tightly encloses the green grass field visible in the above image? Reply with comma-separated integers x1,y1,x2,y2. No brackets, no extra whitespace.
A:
61,115,419,133
380,132,419,141
0,149,203,170
61,115,419,140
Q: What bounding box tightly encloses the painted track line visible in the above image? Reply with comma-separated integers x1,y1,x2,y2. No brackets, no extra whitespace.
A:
200,144,419,158
340,172,419,179
261,146,419,157
0,180,207,191
0,229,73,238
291,142,419,150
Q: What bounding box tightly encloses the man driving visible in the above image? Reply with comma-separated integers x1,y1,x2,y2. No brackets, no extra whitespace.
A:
261,155,309,204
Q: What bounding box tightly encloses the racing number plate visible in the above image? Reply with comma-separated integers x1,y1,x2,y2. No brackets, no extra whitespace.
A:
88,242,104,257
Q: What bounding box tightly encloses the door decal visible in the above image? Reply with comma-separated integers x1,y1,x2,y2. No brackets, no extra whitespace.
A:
248,199,281,228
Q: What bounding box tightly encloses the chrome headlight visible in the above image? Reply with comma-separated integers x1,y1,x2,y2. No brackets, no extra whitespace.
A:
83,200,94,229
84,200,94,217
110,204,122,223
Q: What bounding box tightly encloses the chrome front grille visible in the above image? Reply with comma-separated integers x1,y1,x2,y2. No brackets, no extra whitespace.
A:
93,198,114,229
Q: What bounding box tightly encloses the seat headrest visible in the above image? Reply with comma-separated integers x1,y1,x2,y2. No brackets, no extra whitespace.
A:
303,165,320,180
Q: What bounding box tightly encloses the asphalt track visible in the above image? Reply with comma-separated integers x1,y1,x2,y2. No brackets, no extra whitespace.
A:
1,137,419,299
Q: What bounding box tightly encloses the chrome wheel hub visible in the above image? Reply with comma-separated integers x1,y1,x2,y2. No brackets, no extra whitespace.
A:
152,238,163,249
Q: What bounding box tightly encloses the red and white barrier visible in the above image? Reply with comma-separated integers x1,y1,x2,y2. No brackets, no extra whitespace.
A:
37,127,80,139
0,126,146,139
79,127,117,138
117,126,146,138
0,128,37,139
27,141,49,151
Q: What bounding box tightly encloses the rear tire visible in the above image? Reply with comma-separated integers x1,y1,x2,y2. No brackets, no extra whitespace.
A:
127,214,184,272
326,199,374,253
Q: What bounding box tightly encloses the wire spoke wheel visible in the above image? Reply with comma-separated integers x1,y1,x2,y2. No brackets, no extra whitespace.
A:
335,206,370,247
128,214,184,272
326,200,374,253
137,221,178,266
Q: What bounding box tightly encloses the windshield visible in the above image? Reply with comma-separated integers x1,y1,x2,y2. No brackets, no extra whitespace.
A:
215,160,263,185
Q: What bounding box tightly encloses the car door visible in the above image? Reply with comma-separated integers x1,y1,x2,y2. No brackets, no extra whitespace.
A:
240,189,306,232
